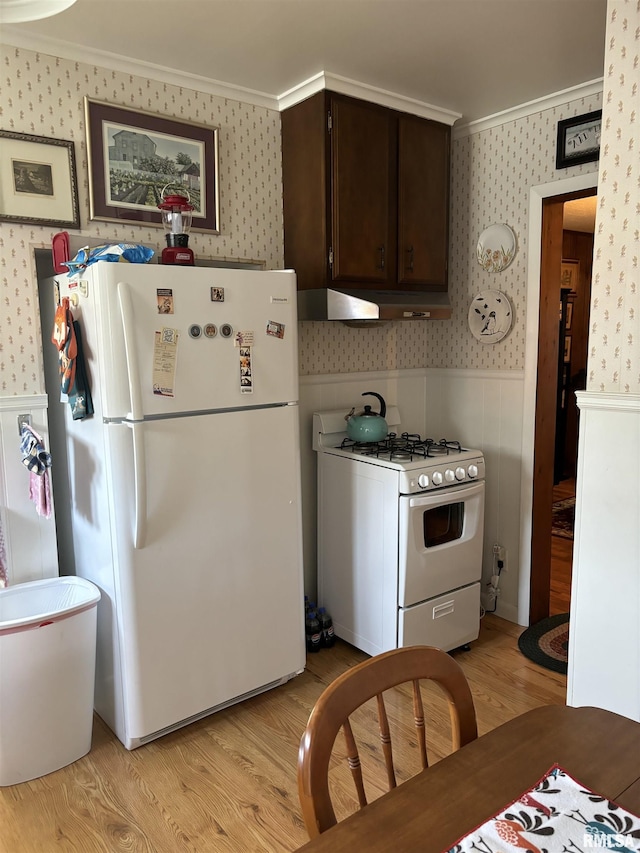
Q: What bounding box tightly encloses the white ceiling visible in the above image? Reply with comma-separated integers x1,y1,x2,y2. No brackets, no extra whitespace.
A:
564,196,597,233
3,0,607,124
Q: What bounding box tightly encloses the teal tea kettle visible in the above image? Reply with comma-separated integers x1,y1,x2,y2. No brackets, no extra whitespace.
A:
345,392,388,443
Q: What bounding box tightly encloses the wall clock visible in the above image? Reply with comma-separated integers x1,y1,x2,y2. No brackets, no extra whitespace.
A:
468,289,513,344
555,109,602,169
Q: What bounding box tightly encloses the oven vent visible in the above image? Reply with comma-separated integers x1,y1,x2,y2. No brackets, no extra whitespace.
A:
297,288,452,322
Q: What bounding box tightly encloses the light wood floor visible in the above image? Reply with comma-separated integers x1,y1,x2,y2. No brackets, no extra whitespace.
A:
549,478,575,616
0,615,566,853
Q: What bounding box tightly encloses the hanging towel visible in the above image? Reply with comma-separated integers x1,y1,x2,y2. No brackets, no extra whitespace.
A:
51,297,78,395
51,298,93,420
20,424,53,520
29,469,52,519
68,319,94,420
20,423,52,474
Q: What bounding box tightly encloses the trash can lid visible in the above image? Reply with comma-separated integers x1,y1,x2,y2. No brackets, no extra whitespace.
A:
0,577,101,631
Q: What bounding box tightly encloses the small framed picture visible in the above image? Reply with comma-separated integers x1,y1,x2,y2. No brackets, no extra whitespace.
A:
563,335,572,364
0,130,80,228
565,301,573,331
556,110,602,169
561,259,579,292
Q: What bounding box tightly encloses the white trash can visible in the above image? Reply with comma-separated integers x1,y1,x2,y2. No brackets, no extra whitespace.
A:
0,576,101,786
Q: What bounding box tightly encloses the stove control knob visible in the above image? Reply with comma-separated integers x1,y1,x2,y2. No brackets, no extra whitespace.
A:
418,474,429,489
468,464,479,479
445,469,455,483
432,471,443,486
455,466,466,481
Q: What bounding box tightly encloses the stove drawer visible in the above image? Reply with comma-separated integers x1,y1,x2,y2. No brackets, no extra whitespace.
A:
398,583,480,652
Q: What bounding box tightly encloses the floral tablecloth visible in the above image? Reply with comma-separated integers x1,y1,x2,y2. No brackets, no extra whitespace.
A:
446,764,640,852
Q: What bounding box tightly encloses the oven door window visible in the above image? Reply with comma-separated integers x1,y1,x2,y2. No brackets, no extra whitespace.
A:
423,501,464,548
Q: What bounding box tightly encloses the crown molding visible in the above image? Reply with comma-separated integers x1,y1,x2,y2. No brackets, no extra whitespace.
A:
277,71,461,125
0,28,280,109
1,31,460,122
452,78,604,139
2,29,602,130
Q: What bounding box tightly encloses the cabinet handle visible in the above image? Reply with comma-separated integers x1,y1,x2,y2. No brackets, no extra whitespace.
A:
406,245,414,272
377,245,385,270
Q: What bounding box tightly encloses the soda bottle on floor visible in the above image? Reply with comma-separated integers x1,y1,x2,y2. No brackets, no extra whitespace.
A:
318,607,335,648
305,609,321,653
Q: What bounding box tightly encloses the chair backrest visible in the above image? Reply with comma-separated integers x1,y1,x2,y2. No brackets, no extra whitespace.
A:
297,645,478,838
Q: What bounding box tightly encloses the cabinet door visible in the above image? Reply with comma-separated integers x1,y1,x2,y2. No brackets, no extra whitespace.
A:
397,115,450,288
330,95,395,284
282,91,329,291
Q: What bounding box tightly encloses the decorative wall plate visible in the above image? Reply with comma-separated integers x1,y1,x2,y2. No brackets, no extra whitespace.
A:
476,224,517,272
468,289,513,344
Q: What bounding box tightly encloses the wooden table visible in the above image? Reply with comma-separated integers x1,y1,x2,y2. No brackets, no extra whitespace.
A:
294,705,640,852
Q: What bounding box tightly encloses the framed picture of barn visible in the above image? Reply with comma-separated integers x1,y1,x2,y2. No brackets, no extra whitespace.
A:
84,98,219,233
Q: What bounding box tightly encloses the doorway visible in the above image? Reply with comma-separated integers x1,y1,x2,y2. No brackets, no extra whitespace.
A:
529,189,595,625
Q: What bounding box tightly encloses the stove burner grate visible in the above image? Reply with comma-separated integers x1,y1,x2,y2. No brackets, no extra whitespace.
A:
339,434,465,461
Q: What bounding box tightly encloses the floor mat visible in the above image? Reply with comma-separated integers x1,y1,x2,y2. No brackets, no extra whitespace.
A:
552,497,575,539
517,613,569,674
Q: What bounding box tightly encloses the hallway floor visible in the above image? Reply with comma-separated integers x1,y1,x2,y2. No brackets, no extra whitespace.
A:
549,478,575,616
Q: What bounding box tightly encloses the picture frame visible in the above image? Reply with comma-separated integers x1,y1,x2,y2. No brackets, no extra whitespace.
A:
560,259,579,293
563,335,572,364
556,109,602,169
84,98,220,233
0,130,80,228
565,301,573,332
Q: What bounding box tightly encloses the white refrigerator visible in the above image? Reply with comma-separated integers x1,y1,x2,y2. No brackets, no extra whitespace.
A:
49,263,305,749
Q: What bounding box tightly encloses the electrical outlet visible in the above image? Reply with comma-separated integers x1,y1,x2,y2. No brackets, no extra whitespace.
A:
493,543,507,568
492,542,506,560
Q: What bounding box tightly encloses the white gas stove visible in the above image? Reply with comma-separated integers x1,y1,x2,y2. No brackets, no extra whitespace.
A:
313,408,485,495
313,407,486,656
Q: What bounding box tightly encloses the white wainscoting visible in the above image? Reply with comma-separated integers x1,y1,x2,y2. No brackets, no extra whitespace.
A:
0,395,59,585
299,367,525,623
567,392,640,721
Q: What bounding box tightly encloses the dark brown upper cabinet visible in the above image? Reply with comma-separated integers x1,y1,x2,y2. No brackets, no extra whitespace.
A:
330,95,396,285
281,90,451,293
397,115,450,288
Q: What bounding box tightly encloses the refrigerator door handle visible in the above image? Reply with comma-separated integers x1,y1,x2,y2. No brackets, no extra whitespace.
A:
124,421,148,549
117,281,144,421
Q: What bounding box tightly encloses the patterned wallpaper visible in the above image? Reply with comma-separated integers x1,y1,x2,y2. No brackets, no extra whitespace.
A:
588,0,640,393
0,45,283,396
297,91,602,374
2,26,636,394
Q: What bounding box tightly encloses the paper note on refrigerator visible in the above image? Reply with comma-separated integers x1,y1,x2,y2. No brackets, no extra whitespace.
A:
153,329,179,397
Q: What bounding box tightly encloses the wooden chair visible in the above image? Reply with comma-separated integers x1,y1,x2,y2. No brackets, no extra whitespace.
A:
297,645,478,838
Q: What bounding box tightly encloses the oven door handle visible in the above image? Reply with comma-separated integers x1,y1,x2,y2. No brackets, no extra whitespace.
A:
404,479,484,508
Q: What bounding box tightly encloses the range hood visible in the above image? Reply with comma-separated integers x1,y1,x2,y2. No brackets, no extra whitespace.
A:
297,288,452,321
